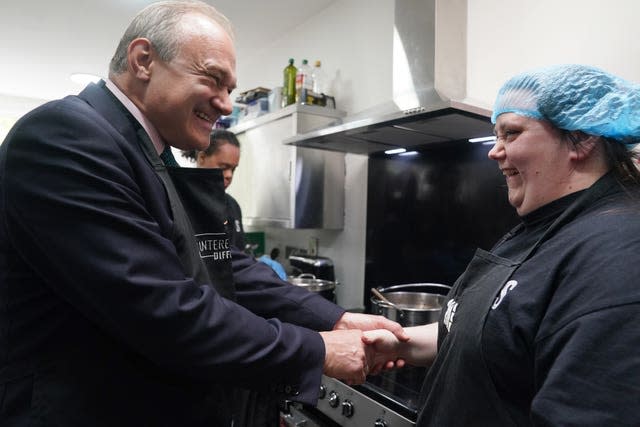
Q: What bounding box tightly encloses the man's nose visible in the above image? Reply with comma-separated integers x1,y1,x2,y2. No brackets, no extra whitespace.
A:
213,92,233,116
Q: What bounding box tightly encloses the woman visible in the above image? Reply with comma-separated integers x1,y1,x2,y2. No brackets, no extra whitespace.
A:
183,128,246,250
365,64,640,426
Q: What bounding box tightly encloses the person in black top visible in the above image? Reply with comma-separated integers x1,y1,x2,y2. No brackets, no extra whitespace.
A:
183,129,280,426
183,128,246,250
365,64,640,426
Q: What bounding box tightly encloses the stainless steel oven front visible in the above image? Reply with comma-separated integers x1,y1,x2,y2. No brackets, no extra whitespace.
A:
280,373,419,427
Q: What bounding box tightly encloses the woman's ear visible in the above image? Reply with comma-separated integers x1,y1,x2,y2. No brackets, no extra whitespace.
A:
568,131,599,161
127,38,153,81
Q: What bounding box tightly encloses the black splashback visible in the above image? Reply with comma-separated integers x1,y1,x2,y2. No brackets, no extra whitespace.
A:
364,140,520,311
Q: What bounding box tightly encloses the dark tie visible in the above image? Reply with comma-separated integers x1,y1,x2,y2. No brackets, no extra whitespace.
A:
160,146,179,167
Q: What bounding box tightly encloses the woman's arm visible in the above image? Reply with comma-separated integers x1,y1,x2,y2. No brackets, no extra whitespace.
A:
363,322,439,368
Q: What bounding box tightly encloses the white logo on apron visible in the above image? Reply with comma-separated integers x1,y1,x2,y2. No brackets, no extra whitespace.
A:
491,280,518,310
195,232,231,260
443,299,458,332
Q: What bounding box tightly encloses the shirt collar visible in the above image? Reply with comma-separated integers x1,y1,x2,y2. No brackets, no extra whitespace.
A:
104,78,166,155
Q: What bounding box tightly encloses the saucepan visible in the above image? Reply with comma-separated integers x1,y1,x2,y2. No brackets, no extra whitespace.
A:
370,283,451,326
288,273,338,302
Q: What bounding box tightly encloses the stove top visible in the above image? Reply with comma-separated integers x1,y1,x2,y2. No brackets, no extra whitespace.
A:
357,365,427,420
313,366,427,426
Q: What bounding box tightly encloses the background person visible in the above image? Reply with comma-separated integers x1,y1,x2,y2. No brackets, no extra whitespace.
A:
182,128,247,250
258,247,288,280
0,2,405,426
364,64,640,426
182,129,286,426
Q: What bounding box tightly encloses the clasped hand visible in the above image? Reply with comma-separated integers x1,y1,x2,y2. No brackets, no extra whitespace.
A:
320,312,409,385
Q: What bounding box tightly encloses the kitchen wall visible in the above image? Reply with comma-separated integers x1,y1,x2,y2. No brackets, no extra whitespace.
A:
234,0,394,310
236,0,640,112
464,0,640,109
235,0,395,118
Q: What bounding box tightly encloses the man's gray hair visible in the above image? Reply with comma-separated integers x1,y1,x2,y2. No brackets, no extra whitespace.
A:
109,0,234,75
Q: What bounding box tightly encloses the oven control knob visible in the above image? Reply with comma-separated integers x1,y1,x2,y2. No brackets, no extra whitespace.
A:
318,384,327,399
374,419,389,427
341,400,354,417
328,391,340,408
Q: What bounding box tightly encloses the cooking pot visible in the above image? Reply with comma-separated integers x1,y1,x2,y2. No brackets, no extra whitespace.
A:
288,273,337,302
371,283,451,326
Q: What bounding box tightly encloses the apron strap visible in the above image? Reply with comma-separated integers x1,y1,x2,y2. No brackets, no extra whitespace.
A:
135,129,212,287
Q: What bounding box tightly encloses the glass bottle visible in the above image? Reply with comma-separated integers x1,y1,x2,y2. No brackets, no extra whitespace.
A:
282,58,297,107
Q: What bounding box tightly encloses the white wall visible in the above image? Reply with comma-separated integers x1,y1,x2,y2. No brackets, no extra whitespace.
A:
465,0,640,109
0,94,47,142
233,0,394,310
234,0,395,117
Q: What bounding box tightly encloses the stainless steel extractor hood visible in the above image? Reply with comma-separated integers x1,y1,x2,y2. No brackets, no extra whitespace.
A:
284,101,493,154
285,0,494,154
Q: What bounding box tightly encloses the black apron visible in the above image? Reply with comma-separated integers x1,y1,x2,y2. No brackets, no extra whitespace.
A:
136,130,237,425
136,129,235,300
137,132,279,427
416,176,616,426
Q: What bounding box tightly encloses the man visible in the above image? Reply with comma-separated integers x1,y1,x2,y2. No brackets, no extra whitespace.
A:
0,1,404,425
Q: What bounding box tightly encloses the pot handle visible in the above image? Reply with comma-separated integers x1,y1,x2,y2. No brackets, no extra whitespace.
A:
371,288,405,320
298,273,317,279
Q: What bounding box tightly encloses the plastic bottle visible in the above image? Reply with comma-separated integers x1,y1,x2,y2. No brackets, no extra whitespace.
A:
312,60,326,95
282,58,297,107
295,59,313,104
311,60,327,106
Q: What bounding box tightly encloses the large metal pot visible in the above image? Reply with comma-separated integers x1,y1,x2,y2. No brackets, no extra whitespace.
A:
288,273,337,302
371,283,451,326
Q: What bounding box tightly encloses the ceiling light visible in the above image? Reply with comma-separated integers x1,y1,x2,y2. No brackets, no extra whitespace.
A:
385,148,407,155
399,151,418,156
70,73,102,86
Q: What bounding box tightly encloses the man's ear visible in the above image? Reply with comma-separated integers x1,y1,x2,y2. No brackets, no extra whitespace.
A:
196,151,206,166
568,131,599,161
127,38,153,81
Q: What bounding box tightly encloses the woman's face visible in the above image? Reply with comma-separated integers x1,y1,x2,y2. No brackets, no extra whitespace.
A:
197,141,240,189
489,113,576,216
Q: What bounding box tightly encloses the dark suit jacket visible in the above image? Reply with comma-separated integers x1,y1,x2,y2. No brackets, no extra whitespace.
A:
226,193,246,250
0,82,344,426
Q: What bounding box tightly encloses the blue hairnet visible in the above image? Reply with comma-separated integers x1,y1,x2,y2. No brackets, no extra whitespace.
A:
491,64,640,145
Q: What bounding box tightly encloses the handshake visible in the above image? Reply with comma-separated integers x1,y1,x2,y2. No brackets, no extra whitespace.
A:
319,312,438,385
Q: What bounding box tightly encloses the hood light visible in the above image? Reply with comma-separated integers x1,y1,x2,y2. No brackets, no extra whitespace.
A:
399,151,418,156
385,148,407,155
468,135,496,144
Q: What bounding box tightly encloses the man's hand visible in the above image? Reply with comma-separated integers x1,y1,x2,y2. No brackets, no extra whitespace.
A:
320,329,373,385
333,312,409,342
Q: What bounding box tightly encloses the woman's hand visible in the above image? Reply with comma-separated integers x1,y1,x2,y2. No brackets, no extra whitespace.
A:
362,323,439,369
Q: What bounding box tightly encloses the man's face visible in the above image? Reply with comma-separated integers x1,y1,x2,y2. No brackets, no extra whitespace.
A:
142,14,237,152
